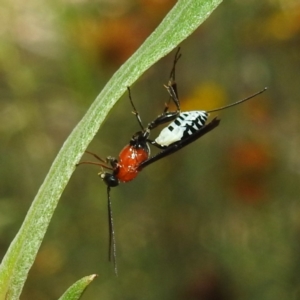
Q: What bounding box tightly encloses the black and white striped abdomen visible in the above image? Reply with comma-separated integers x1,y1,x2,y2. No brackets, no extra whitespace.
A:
154,111,208,147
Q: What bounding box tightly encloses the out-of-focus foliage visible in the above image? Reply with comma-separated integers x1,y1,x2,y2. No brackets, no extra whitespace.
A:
0,0,299,299
1,0,223,297
58,274,97,300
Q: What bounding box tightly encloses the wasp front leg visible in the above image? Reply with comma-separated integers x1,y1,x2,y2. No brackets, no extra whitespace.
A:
105,156,119,169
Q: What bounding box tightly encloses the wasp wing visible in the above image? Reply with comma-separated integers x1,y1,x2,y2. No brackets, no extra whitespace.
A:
138,117,220,170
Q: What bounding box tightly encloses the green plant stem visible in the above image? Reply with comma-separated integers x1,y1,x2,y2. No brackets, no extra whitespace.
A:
0,0,222,299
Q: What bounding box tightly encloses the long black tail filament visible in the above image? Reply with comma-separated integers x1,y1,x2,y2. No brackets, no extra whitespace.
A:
207,87,267,113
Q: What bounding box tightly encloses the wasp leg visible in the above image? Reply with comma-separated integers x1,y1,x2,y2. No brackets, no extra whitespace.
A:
127,87,145,131
165,47,181,108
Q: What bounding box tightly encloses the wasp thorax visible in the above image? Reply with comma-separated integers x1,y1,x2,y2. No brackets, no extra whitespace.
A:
99,172,119,187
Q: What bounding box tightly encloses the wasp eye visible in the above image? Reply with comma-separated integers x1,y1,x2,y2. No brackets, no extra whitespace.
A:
99,172,119,187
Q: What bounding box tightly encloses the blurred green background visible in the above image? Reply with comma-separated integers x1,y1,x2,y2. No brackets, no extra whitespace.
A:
1,0,300,299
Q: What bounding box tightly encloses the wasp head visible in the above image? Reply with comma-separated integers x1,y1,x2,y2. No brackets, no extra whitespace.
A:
99,172,119,187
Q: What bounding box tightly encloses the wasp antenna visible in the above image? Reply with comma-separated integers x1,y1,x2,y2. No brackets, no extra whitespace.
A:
76,161,114,170
107,186,118,276
207,87,268,113
127,87,145,131
85,151,107,163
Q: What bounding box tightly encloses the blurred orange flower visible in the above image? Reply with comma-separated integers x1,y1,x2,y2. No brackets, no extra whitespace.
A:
225,140,273,203
180,82,227,112
69,0,176,66
264,9,300,41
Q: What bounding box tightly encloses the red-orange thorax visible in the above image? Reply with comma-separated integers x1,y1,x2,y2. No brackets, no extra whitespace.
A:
116,144,149,182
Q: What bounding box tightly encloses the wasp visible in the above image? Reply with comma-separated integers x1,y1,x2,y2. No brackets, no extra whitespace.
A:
77,48,267,274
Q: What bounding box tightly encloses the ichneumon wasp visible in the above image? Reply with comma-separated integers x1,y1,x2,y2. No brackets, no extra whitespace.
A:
77,48,267,275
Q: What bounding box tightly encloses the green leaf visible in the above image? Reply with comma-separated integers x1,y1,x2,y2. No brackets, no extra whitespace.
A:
58,275,97,300
0,0,222,299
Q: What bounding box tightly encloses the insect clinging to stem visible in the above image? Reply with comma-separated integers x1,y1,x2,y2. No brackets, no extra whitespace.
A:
76,48,267,275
